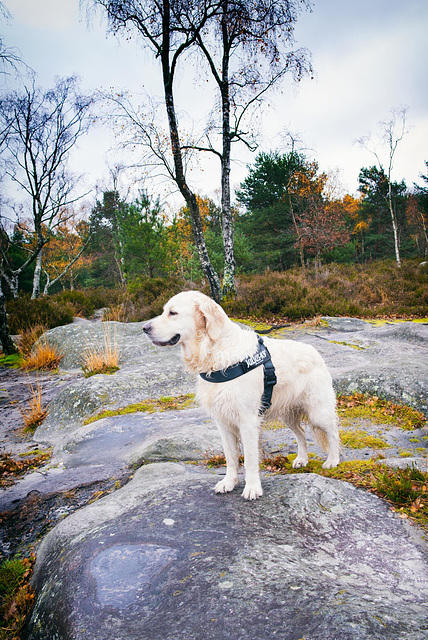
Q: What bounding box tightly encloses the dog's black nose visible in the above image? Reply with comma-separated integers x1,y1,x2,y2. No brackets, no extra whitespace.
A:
143,323,151,334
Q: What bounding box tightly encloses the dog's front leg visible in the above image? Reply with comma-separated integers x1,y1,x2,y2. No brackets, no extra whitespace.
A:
240,417,263,500
214,422,240,494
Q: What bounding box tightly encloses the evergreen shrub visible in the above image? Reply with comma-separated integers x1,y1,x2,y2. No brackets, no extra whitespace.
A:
56,290,95,318
128,276,189,320
223,259,427,320
6,296,74,334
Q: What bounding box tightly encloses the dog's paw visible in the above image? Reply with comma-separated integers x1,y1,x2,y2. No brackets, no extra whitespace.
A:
241,483,263,500
322,458,339,469
292,456,308,469
214,477,238,494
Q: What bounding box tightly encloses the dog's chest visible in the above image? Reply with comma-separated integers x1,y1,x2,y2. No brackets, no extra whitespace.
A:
196,368,263,415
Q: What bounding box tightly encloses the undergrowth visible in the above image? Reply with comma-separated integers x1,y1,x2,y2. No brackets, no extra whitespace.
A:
0,450,52,489
0,555,35,640
222,259,428,320
4,260,426,329
337,393,427,430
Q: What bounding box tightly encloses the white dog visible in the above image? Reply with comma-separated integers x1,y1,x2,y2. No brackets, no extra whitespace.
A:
143,291,340,500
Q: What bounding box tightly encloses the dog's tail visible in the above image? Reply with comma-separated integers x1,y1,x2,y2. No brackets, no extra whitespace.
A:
311,425,330,453
310,414,341,454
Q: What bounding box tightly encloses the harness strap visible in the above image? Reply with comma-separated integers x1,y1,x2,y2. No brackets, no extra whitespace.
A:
199,335,277,415
259,355,277,415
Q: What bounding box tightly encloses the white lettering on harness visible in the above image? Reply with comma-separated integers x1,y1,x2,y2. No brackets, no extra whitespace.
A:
244,349,267,368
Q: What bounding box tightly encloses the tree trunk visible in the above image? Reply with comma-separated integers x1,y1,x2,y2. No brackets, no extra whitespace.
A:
161,2,221,301
0,278,17,355
388,183,401,268
289,193,305,268
219,20,235,297
31,247,43,299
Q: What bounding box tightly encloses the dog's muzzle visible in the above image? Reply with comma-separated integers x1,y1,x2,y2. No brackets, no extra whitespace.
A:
143,323,181,347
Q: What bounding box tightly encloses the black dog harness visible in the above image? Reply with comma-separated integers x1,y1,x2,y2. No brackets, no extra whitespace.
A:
200,335,277,415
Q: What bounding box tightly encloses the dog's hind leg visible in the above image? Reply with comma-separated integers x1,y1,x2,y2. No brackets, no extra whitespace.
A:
287,412,309,468
239,416,263,500
214,422,240,494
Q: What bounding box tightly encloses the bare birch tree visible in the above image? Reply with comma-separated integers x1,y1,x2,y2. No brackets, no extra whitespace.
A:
189,0,312,295
356,106,410,268
0,76,94,298
90,0,223,300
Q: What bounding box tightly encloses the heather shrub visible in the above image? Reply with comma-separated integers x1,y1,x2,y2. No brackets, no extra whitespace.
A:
7,296,74,334
224,259,427,320
128,275,191,320
56,290,95,318
82,287,123,311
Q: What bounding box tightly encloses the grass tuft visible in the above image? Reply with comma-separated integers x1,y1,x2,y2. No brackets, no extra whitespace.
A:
16,325,45,358
20,336,63,372
0,555,35,640
18,379,48,433
82,325,119,377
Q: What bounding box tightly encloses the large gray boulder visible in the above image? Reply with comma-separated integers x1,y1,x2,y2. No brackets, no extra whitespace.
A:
36,320,194,446
3,317,426,640
286,320,428,417
38,319,428,454
24,463,428,640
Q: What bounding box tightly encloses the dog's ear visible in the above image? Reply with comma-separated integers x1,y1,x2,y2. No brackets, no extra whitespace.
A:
195,297,226,343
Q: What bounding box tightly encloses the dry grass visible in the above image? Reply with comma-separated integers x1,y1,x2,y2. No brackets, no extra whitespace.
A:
82,325,119,377
103,295,136,322
16,325,46,357
20,334,63,371
18,379,48,433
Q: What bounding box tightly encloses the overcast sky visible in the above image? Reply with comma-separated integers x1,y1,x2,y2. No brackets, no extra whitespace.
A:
2,0,428,210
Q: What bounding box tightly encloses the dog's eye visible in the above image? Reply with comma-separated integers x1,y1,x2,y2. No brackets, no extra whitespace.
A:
169,310,178,316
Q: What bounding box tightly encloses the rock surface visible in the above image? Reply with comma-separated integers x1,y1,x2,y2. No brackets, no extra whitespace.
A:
286,319,428,417
24,463,428,640
1,316,427,640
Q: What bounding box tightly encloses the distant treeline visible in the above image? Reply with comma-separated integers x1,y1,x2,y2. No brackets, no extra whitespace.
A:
5,151,428,299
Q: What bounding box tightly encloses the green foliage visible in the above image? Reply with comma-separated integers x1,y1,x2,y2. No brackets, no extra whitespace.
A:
83,190,174,289
6,295,74,334
0,354,22,368
127,275,188,319
375,466,426,505
120,193,172,280
356,166,409,260
236,150,311,271
0,556,35,640
55,290,95,317
222,259,428,320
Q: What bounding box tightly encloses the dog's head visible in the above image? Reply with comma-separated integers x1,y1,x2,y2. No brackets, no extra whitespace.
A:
143,291,227,349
